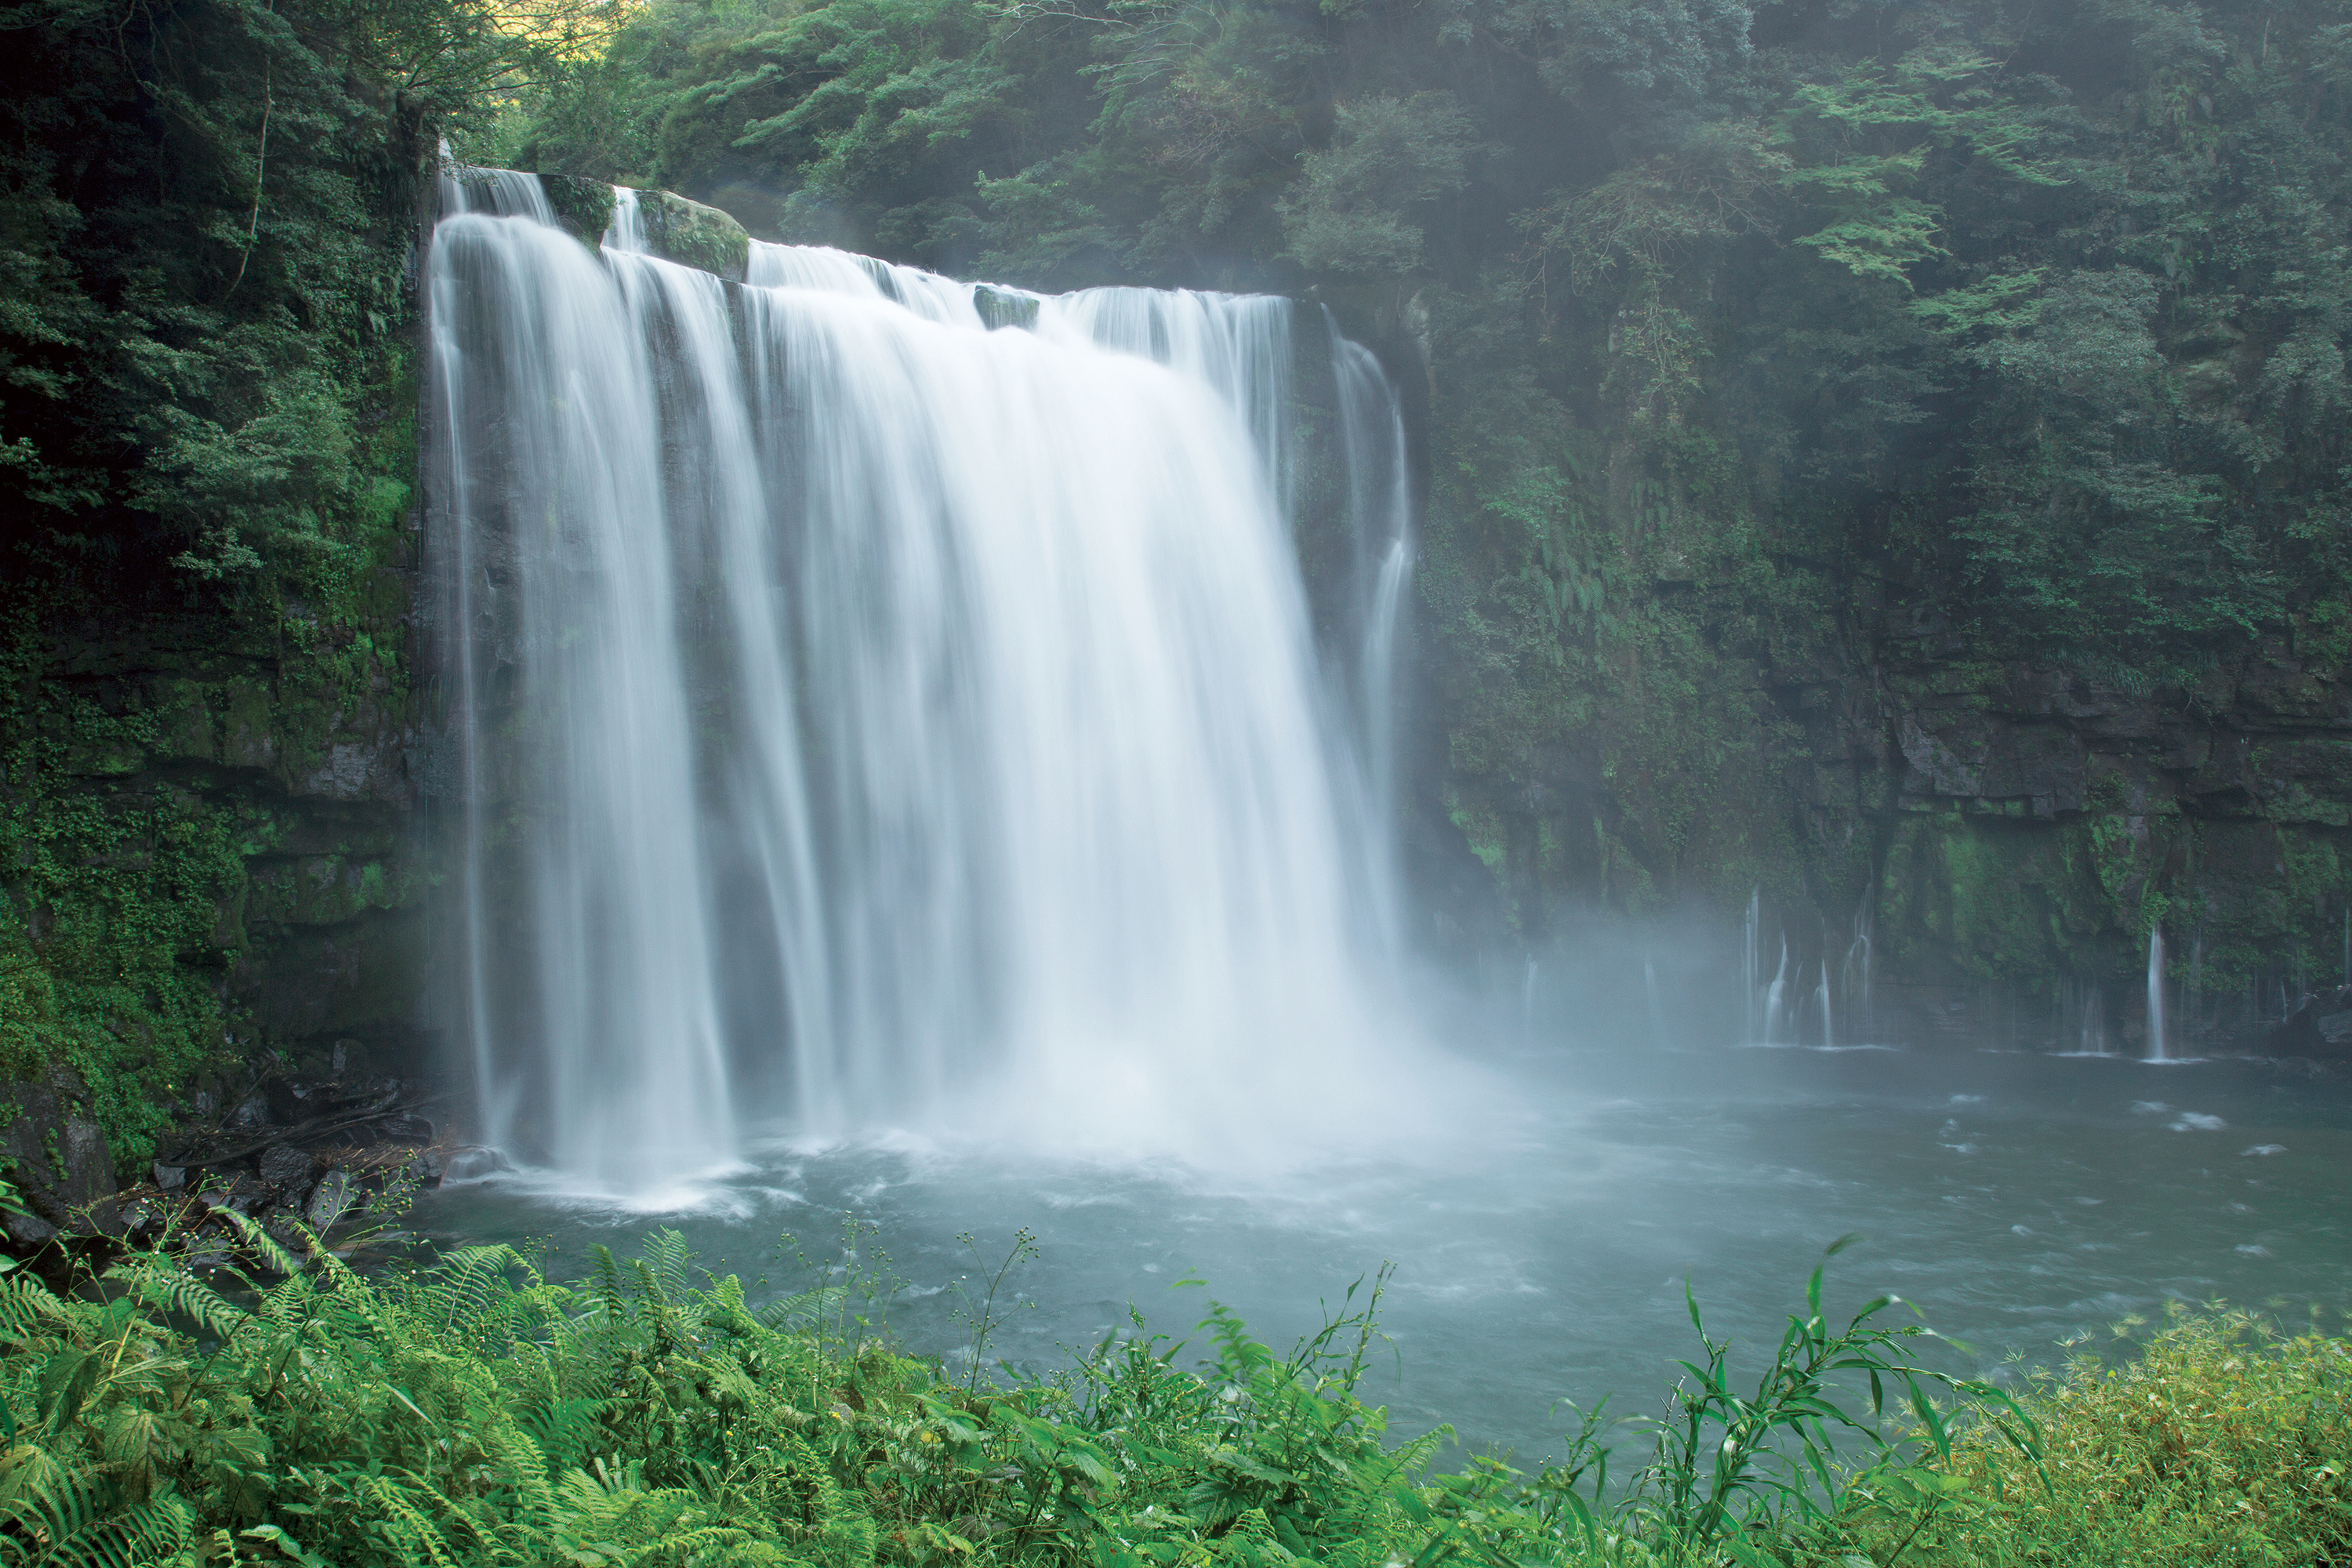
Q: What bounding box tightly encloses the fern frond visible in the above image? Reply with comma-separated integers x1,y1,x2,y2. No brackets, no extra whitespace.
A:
108,1257,247,1343
642,1231,695,1303
359,1475,463,1568
0,1442,102,1564
251,1265,325,1331
590,1245,628,1316
520,1397,614,1477
757,1287,844,1334
0,1278,66,1346
419,1245,527,1342
209,1211,303,1279
31,1495,191,1568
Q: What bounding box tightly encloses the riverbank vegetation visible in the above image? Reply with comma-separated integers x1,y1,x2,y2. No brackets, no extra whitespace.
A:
2,1224,2345,1566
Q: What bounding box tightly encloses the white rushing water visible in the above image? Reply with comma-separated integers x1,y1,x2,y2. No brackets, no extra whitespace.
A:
426,177,1425,1199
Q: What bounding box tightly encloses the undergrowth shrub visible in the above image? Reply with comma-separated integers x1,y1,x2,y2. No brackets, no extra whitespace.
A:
1859,1306,2352,1568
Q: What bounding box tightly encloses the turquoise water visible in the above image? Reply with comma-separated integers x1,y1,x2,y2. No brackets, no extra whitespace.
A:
417,1042,2351,1464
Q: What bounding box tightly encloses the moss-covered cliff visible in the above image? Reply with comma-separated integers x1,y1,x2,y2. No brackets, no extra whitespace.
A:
0,0,610,1174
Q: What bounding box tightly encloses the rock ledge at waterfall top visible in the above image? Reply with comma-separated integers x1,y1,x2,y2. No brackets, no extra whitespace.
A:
630,189,751,281
539,174,752,283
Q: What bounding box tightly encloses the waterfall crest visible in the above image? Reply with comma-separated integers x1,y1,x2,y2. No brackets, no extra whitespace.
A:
426,180,1421,1196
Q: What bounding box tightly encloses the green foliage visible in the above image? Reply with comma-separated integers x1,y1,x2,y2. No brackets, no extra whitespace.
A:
1853,1306,2352,1567
0,649,244,1165
1278,94,1475,276
0,0,585,595
1777,45,2067,289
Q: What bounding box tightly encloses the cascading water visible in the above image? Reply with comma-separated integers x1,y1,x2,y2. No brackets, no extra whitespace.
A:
2145,926,2169,1064
2080,984,2108,1055
426,177,1424,1196
1742,890,1761,1040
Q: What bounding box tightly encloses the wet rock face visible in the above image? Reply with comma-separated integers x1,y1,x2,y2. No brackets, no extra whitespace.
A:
0,1068,118,1245
37,583,430,1081
539,172,618,248
58,1072,463,1272
2272,988,2352,1058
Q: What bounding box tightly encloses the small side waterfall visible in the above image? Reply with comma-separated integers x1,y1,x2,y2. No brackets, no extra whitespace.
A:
1841,894,1873,1041
1743,890,1761,1040
2146,926,2169,1063
2076,981,2109,1056
426,178,1424,1194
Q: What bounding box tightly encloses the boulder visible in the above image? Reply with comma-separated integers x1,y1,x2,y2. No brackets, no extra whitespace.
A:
257,1142,315,1202
626,189,751,282
441,1145,517,1181
1,1067,119,1246
376,1112,436,1145
975,285,1040,332
263,1218,315,1265
304,1168,356,1231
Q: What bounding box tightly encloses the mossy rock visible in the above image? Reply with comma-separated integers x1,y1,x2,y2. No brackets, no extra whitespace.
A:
975,285,1040,331
539,173,616,251
627,189,751,283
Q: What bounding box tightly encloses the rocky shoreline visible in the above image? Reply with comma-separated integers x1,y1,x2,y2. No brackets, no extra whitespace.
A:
1,1054,494,1287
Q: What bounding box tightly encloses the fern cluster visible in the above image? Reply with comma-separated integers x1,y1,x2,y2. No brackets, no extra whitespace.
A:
0,1231,1472,1568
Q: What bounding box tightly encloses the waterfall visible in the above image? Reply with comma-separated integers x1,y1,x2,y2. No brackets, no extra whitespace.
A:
426,179,1422,1195
2145,926,2169,1064
1816,960,1834,1051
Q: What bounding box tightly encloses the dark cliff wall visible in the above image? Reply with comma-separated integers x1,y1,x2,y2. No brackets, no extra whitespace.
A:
0,0,456,1181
